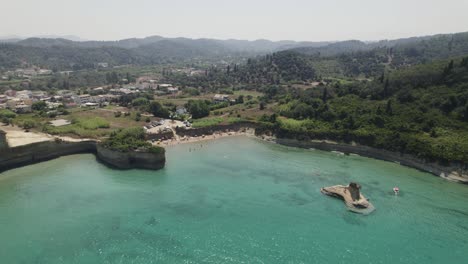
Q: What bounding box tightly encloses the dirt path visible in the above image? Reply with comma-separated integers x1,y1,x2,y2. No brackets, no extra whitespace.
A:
0,125,93,147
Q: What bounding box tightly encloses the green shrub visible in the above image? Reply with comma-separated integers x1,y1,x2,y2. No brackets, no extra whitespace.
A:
101,127,161,153
0,109,16,119
80,117,110,129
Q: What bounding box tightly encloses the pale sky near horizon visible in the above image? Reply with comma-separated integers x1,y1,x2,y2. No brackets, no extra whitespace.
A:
1,0,468,42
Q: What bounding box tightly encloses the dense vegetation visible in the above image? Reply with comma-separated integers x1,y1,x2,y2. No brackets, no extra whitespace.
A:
256,57,468,163
0,36,323,70
101,127,164,153
2,32,467,73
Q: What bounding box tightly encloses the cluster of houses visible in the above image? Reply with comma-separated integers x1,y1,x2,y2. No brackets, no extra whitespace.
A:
0,80,183,114
1,68,53,80
0,90,49,113
0,88,117,113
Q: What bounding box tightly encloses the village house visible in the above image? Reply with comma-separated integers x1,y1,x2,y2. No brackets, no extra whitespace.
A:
97,62,109,68
46,102,63,109
190,70,205,76
109,88,136,95
83,102,99,108
52,95,63,101
93,87,105,93
136,83,151,90
213,94,230,102
16,90,32,100
59,71,74,76
167,87,179,94
4,90,16,97
57,90,75,98
176,106,188,116
158,84,172,89
15,104,32,113
6,99,21,109
74,94,91,105
31,91,47,100
0,95,7,103
37,69,52,75
15,69,37,78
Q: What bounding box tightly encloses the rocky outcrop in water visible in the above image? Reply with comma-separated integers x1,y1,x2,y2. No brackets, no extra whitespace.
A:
321,183,375,214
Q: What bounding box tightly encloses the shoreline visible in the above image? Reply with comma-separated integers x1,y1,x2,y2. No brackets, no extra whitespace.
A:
156,131,468,184
154,129,256,147
272,137,468,184
1,124,467,184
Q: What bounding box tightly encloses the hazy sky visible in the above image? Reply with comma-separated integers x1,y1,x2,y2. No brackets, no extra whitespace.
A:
2,0,468,41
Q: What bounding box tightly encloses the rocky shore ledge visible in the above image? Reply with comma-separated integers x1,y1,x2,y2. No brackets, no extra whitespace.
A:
96,144,165,170
152,121,468,184
271,138,468,184
0,129,166,173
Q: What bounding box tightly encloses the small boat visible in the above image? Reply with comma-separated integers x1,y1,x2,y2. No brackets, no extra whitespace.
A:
393,187,400,195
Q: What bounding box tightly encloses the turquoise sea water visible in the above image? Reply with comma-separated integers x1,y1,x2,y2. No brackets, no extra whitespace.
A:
0,136,467,263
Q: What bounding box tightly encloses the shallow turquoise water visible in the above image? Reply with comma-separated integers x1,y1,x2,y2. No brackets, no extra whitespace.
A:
0,136,467,263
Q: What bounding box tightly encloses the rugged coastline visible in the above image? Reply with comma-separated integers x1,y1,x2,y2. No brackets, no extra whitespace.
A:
271,138,468,184
1,123,467,184
0,129,166,173
159,123,468,184
96,144,165,170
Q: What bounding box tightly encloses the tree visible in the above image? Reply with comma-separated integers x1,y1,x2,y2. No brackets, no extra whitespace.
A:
135,112,142,121
463,104,468,122
149,101,170,118
259,101,265,110
386,99,393,115
322,87,328,103
443,60,455,77
237,95,244,104
0,109,16,119
132,97,149,107
32,101,47,111
383,79,389,98
1,117,10,125
186,100,210,119
379,72,385,83
22,120,36,129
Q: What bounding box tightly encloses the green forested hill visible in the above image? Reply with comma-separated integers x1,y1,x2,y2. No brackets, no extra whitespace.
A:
289,31,468,77
260,57,468,163
2,31,468,71
166,53,468,163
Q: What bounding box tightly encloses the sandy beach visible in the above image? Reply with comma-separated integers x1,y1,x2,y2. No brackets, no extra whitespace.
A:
153,128,257,147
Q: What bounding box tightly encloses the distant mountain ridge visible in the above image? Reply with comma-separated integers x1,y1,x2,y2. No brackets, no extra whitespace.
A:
3,35,331,53
1,31,468,71
289,32,468,57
